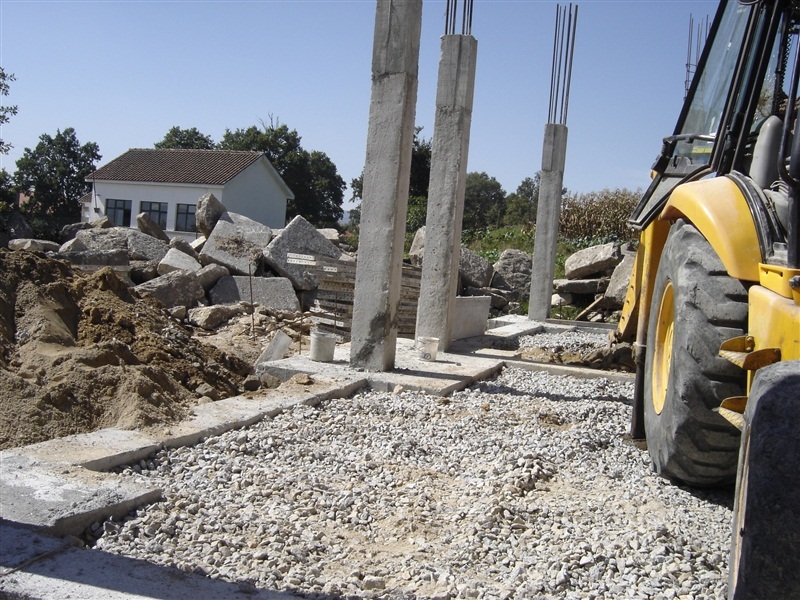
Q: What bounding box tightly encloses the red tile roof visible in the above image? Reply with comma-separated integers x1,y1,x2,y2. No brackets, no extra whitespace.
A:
87,149,265,186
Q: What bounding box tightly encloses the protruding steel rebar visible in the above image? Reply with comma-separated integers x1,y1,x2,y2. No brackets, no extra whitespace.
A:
548,4,578,125
562,4,577,124
685,13,709,99
547,4,561,123
444,0,474,36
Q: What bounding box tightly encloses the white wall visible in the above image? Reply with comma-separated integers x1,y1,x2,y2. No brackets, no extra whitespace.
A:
89,158,290,235
222,160,289,229
90,181,224,235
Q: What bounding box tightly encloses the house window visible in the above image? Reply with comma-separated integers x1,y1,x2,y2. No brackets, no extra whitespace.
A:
106,199,131,227
175,203,196,232
141,201,167,230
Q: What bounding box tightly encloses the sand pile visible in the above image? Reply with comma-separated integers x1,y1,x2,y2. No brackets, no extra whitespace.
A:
0,249,251,450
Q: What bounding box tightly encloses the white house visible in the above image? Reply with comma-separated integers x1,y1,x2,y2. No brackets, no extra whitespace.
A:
83,149,293,238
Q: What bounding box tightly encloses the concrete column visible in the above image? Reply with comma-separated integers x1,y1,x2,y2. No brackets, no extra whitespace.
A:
350,0,422,371
528,123,568,321
415,35,478,351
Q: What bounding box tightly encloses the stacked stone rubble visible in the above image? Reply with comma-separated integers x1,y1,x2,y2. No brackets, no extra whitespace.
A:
8,193,356,336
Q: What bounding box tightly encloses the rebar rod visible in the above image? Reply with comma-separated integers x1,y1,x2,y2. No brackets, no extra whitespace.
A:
548,5,561,123
445,0,473,36
562,4,578,124
549,4,578,125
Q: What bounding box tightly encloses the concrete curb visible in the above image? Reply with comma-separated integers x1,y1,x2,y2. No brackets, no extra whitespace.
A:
0,378,368,537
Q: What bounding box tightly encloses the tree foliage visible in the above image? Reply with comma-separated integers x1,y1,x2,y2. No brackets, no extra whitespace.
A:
409,128,431,199
14,128,101,221
0,168,16,211
349,128,432,233
405,131,432,233
463,171,506,232
503,175,540,227
0,68,18,214
1,68,18,156
219,120,345,227
154,126,214,150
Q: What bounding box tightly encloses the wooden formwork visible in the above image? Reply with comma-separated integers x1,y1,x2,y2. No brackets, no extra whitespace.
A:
288,253,421,342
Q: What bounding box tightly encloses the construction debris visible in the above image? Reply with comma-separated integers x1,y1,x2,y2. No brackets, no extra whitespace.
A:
0,197,344,450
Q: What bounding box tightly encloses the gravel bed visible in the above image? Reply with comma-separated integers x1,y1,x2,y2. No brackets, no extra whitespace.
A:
97,367,733,599
517,329,610,354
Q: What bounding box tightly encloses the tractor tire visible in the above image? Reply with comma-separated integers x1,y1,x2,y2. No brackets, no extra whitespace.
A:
729,361,800,600
644,219,748,486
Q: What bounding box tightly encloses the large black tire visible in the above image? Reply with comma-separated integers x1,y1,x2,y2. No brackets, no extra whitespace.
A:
644,220,748,486
729,361,800,599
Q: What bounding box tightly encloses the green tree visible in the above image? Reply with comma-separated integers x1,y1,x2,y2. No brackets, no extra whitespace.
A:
1,68,17,156
154,126,214,150
349,127,432,233
219,121,345,227
0,168,17,212
406,130,432,232
409,128,432,199
463,171,506,232
1,68,19,211
503,174,540,227
14,128,101,222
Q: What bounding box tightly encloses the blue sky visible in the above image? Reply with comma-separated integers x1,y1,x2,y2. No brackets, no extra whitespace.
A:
1,0,718,210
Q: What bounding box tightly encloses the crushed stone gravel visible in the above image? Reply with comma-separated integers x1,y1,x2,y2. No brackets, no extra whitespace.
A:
96,367,733,599
517,329,610,354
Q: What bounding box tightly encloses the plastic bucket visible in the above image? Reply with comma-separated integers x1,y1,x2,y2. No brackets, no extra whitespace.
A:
309,331,337,362
416,336,439,362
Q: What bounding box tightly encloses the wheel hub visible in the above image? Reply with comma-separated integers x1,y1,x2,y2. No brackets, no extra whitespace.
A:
652,280,675,415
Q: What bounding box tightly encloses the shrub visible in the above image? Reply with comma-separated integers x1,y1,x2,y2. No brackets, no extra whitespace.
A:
463,225,535,263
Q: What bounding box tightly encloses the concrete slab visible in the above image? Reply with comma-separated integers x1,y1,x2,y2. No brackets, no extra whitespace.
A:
1,521,75,576
134,269,205,309
8,239,61,253
157,247,202,275
209,275,300,311
200,212,272,276
262,215,344,291
451,296,490,341
449,319,545,359
14,429,164,472
0,453,162,536
196,263,229,291
261,338,504,396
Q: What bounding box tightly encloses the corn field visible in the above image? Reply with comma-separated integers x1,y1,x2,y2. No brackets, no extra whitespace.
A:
558,188,640,244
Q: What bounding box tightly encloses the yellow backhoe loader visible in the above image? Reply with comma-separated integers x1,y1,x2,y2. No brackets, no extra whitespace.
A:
614,1,800,597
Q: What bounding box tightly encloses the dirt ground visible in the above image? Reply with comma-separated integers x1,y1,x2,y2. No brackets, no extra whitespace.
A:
0,249,275,451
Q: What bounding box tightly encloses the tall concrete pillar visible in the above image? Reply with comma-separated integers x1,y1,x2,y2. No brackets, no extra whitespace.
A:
528,123,568,321
350,0,422,371
415,35,478,351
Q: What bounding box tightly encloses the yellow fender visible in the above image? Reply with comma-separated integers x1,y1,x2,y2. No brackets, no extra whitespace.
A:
660,177,761,282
